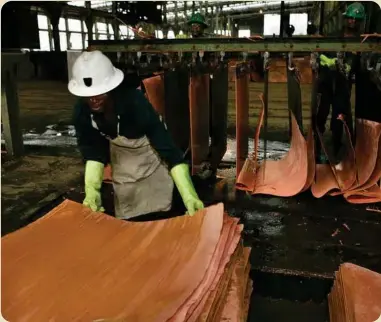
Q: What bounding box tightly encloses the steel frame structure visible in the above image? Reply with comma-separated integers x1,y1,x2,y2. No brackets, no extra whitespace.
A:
89,36,381,53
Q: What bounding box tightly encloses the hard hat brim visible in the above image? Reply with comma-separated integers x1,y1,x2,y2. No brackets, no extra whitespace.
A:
187,20,208,28
68,68,124,97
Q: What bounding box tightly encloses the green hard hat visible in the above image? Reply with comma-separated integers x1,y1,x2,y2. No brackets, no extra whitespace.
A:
187,12,208,27
343,2,365,20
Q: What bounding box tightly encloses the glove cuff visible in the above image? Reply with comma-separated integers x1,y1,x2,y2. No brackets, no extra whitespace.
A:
170,163,199,202
85,160,105,190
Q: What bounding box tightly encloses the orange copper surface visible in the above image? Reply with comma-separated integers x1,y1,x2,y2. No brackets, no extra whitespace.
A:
236,95,265,192
2,200,252,321
236,100,309,197
142,75,166,117
328,263,381,322
301,127,316,192
253,111,308,197
189,73,211,176
312,116,356,198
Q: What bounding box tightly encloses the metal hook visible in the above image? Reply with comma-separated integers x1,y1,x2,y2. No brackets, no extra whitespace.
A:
288,52,294,70
263,52,270,70
199,50,204,62
220,51,225,62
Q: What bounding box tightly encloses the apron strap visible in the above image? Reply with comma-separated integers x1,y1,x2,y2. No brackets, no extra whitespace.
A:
91,114,121,140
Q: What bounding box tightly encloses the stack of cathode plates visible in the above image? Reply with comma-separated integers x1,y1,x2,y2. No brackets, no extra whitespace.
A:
2,200,252,321
328,262,381,322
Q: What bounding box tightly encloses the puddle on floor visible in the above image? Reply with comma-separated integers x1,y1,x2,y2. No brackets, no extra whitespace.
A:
2,125,290,161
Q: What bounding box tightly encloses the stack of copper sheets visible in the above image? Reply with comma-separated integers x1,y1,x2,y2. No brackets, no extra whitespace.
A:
328,263,381,322
1,200,252,322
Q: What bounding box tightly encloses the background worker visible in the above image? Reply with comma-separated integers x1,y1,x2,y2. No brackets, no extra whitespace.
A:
187,12,208,38
315,2,365,162
69,50,204,219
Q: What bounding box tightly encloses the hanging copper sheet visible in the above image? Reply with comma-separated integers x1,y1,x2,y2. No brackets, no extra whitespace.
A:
142,75,166,117
2,200,252,322
253,111,308,197
209,62,229,172
236,98,309,197
235,63,250,178
328,263,381,322
189,70,210,176
301,127,316,192
164,67,191,153
311,115,356,198
337,119,381,204
342,137,381,203
236,95,265,192
343,184,381,204
350,119,381,187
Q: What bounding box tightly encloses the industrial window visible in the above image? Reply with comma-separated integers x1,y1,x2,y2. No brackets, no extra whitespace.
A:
97,34,108,40
37,14,49,30
238,29,250,38
60,32,68,51
68,1,85,7
59,18,66,31
69,32,83,50
155,30,164,39
67,18,82,32
38,30,51,51
264,14,280,36
216,30,232,36
119,25,128,38
96,22,108,33
167,30,175,39
108,23,114,34
289,13,308,35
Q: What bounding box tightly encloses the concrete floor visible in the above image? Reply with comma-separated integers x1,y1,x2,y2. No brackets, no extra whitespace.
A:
1,80,375,322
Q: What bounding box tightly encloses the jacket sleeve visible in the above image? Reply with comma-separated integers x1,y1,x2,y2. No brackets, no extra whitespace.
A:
133,90,184,169
73,101,110,165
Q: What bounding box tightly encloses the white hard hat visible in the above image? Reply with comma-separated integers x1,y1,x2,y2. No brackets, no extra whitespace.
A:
68,50,124,97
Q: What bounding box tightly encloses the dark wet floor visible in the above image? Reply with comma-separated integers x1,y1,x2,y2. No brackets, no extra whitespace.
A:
2,127,380,322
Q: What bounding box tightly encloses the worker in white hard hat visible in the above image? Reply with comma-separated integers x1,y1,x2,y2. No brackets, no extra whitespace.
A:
69,50,204,219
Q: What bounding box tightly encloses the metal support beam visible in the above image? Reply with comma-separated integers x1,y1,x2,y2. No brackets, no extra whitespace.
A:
1,54,25,157
89,37,381,53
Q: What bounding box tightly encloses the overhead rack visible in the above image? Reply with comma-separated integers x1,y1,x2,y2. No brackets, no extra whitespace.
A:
89,36,381,53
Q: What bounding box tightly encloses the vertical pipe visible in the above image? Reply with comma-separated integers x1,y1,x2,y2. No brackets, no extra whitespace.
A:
280,1,285,37
235,63,249,178
319,2,325,35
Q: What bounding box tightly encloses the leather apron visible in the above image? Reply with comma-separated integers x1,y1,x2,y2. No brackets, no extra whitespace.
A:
91,114,174,219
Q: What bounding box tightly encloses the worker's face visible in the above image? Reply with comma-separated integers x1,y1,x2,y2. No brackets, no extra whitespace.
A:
87,93,108,113
191,23,204,37
347,18,357,29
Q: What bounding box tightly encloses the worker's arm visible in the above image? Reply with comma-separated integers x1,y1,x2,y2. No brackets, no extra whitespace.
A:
73,100,110,212
133,90,204,215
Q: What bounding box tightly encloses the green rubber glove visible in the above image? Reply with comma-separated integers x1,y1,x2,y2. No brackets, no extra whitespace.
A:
170,163,204,216
320,54,337,69
83,160,105,212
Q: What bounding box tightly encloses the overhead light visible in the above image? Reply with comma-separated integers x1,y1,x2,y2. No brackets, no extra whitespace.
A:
235,23,238,27
157,5,161,10
144,16,148,20
259,9,263,13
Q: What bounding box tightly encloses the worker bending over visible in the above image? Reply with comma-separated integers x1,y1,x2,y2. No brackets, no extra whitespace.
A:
316,2,365,161
69,50,204,219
